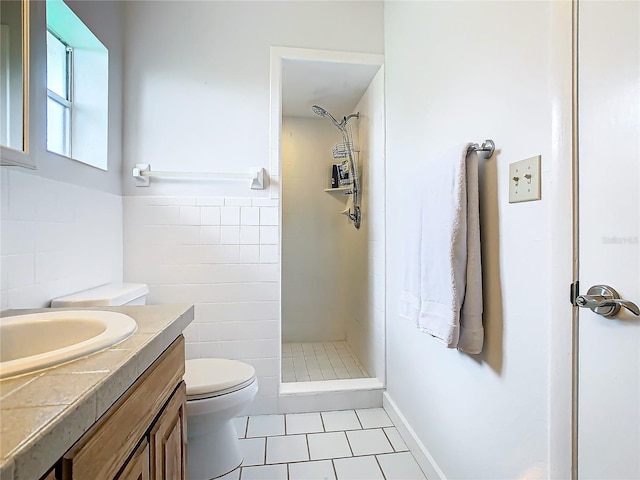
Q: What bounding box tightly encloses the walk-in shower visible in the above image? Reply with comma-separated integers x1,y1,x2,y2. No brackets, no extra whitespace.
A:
312,105,361,229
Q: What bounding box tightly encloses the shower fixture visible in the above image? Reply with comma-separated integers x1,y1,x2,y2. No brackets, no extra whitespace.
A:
312,105,361,229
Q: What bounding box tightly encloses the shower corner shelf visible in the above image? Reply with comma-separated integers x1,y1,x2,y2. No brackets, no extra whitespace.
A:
324,186,352,193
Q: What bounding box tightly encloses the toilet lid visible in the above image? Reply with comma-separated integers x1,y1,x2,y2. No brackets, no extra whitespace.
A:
184,358,256,400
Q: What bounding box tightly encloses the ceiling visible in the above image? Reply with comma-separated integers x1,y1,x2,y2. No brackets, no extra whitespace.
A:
282,59,381,119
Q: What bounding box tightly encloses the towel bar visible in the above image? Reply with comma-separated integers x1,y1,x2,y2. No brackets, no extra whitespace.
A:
469,139,495,159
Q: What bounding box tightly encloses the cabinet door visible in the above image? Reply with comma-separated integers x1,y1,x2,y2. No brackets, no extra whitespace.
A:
118,440,150,480
40,469,57,480
150,382,187,480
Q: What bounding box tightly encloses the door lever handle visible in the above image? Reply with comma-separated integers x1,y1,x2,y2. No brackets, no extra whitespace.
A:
575,285,640,317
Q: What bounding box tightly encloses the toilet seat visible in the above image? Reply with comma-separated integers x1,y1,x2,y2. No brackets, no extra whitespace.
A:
185,358,256,401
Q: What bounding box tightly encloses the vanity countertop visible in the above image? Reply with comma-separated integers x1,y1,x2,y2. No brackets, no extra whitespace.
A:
0,304,194,480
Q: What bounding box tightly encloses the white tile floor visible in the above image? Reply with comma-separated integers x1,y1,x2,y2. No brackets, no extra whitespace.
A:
220,408,427,480
282,342,370,383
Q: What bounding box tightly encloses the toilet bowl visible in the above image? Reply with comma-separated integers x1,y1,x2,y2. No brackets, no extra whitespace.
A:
185,358,258,480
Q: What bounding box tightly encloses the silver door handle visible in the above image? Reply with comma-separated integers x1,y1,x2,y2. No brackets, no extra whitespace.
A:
575,284,640,317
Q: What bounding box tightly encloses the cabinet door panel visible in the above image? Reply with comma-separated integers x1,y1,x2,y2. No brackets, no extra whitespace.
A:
150,382,187,480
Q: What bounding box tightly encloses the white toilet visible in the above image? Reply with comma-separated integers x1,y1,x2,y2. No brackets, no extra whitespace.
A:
51,282,149,307
184,358,258,479
52,282,259,480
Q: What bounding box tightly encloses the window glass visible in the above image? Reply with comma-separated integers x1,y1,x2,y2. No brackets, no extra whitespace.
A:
46,97,69,156
46,31,69,100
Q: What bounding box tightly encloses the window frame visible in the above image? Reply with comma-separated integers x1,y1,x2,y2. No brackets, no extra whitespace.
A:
46,28,73,157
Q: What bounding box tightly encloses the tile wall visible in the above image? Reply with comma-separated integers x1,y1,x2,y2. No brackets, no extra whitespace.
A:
0,169,123,310
123,194,280,413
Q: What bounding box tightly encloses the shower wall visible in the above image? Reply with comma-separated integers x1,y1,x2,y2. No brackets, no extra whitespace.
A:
281,117,359,342
345,68,386,381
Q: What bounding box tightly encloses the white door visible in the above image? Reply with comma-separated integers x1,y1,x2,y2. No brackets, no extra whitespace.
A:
577,1,640,478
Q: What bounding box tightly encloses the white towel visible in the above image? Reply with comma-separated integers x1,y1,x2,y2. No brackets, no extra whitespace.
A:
399,143,484,354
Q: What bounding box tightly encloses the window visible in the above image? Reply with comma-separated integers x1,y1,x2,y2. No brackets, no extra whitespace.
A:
46,0,108,170
46,30,72,157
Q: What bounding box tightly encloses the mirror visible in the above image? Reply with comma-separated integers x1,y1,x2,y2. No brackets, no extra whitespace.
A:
1,0,32,168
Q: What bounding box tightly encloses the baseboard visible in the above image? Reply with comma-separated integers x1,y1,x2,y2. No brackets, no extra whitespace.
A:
383,392,447,480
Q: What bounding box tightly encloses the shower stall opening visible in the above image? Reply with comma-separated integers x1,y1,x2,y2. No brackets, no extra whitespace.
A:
276,49,385,392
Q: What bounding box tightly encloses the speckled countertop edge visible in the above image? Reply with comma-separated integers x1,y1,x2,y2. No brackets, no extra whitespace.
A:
0,304,194,480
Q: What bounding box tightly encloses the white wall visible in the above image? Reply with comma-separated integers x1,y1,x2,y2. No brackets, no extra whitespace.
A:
281,117,353,343
122,1,385,414
346,68,385,381
1,1,125,309
384,2,572,479
0,169,123,309
121,1,384,197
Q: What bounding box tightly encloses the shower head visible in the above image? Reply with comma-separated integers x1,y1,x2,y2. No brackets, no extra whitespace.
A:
311,105,342,129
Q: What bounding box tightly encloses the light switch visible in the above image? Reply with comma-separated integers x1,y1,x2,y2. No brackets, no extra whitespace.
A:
509,156,541,203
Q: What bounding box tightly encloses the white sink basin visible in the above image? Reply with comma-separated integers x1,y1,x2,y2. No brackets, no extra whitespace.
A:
0,310,138,379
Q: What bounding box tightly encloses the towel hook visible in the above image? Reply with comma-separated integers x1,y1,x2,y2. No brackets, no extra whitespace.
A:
470,139,495,159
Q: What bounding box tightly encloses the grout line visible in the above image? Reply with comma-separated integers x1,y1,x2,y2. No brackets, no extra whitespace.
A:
374,454,388,480
331,458,338,480
243,417,249,439
263,436,268,465
354,409,364,429
381,427,396,453
343,430,355,457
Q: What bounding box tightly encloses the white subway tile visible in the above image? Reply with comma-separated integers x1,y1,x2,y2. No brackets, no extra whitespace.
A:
179,206,201,225
259,207,278,226
221,207,240,226
224,197,252,207
241,207,260,226
200,207,221,225
35,252,66,284
200,226,221,245
240,245,260,263
259,245,279,264
5,254,35,289
1,221,36,255
197,301,279,322
146,206,180,225
220,226,240,245
194,342,221,358
258,264,280,282
6,284,50,309
200,322,221,342
7,170,39,221
143,196,196,206
252,198,279,207
240,226,260,245
182,322,201,343
259,226,279,245
196,197,225,206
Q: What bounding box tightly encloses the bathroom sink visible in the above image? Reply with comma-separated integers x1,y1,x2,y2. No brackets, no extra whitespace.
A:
0,310,138,379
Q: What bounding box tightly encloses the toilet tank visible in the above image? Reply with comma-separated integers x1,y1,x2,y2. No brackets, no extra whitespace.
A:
51,283,149,308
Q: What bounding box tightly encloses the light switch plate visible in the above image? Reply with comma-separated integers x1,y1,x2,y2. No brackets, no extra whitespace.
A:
509,155,541,203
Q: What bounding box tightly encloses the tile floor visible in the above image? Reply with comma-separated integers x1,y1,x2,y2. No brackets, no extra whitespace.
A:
219,407,427,480
281,342,370,383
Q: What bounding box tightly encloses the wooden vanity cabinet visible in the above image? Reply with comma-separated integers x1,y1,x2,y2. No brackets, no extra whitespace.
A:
118,440,150,480
53,335,187,480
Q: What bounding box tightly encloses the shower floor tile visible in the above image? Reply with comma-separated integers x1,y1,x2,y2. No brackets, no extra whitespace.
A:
281,342,369,383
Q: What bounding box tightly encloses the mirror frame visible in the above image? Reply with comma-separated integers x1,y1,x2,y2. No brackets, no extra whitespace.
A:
0,0,34,169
